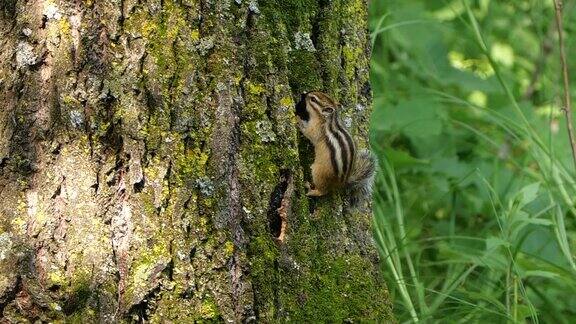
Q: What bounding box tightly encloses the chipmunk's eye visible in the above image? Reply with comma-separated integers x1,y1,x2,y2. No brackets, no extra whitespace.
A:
310,96,318,104
322,107,334,114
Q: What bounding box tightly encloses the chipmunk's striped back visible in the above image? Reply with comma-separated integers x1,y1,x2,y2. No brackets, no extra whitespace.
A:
323,109,355,183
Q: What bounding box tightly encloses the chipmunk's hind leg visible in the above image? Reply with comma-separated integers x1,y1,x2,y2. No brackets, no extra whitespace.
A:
306,164,329,197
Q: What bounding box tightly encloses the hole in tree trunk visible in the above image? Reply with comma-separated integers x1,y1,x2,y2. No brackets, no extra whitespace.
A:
133,177,145,193
267,170,293,242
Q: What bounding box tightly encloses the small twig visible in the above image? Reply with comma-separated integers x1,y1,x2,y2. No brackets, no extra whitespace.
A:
552,0,576,172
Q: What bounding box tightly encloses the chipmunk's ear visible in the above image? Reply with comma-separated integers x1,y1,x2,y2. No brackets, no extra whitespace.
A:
322,107,335,116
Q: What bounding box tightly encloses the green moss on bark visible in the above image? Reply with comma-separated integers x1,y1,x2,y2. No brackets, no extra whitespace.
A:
0,0,392,322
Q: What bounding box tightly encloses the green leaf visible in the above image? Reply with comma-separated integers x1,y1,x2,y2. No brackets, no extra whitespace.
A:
371,99,444,140
523,270,560,280
383,148,429,168
518,182,540,207
430,156,471,179
486,236,509,251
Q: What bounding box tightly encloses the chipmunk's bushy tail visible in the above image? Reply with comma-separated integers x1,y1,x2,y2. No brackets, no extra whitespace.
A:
346,149,377,207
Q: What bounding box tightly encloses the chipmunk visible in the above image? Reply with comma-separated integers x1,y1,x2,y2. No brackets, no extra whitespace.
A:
295,91,376,204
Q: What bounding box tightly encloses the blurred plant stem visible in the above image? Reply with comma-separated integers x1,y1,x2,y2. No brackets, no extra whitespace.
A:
552,0,576,173
522,22,553,100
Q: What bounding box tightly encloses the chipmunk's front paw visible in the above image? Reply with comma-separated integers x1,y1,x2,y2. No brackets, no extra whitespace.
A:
305,181,326,196
307,189,327,197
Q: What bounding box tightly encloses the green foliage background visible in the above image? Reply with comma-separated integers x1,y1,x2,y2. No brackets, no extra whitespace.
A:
369,0,576,322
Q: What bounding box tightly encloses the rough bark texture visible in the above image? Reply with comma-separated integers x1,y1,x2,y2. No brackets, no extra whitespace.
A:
0,0,393,322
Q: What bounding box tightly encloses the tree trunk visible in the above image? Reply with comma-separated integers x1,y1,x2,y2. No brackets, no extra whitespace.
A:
0,0,393,322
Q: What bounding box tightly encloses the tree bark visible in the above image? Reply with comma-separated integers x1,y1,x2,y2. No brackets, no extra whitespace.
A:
0,0,393,322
